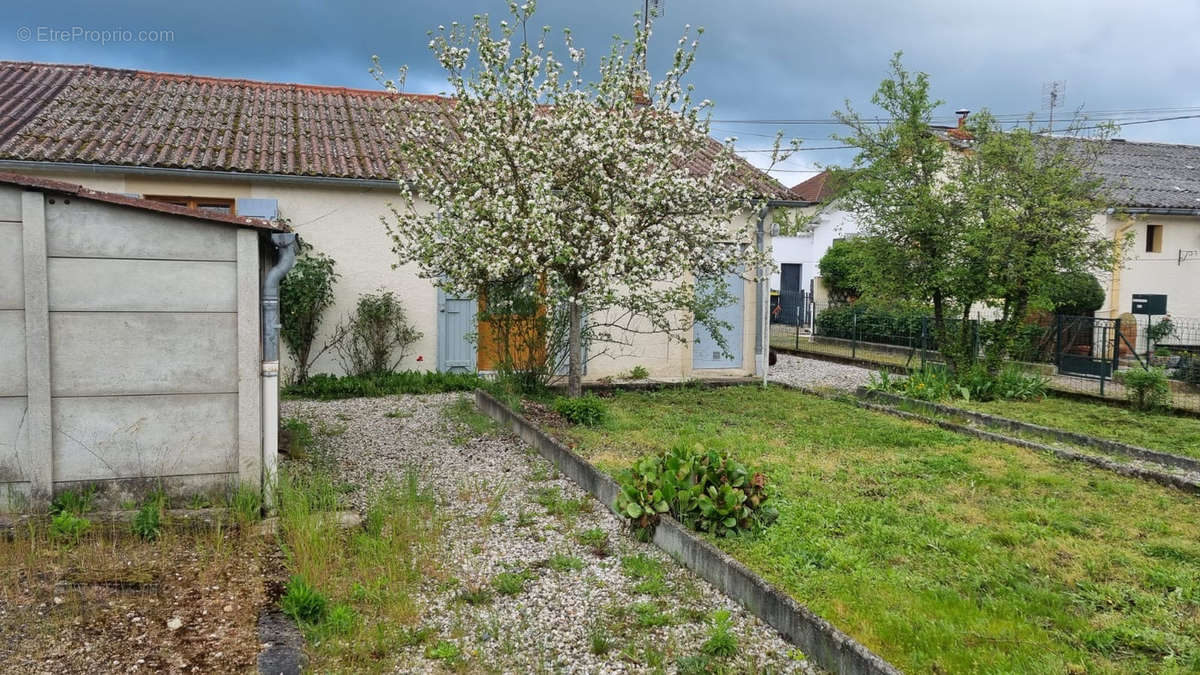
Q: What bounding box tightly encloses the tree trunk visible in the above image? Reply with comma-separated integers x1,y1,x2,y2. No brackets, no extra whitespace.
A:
568,298,583,398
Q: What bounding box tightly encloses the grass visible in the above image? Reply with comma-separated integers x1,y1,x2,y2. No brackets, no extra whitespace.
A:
276,467,443,672
559,385,1200,673
954,394,1200,459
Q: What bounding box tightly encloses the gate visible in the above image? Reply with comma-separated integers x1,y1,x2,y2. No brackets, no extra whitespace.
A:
1054,315,1144,394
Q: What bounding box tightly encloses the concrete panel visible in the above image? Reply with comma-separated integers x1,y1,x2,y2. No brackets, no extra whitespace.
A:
45,199,237,261
48,258,236,312
52,393,237,481
0,397,30,484
50,312,238,396
0,185,20,222
0,311,26,396
21,191,51,501
0,223,22,309
235,229,262,489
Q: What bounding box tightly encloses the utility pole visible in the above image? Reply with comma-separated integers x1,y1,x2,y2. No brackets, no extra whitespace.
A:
1042,80,1065,133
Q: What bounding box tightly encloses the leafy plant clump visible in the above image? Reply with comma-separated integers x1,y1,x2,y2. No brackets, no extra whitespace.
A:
552,394,608,426
627,365,650,380
48,511,91,545
50,487,97,516
281,576,328,625
131,499,163,541
280,243,339,384
1119,367,1172,412
867,364,1047,403
700,609,739,658
574,527,611,557
491,570,532,596
615,443,778,539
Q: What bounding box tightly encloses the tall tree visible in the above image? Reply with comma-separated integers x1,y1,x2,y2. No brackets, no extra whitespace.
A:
377,2,783,395
833,53,974,367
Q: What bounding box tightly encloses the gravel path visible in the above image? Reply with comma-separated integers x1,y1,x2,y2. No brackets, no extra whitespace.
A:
768,353,875,392
282,393,816,674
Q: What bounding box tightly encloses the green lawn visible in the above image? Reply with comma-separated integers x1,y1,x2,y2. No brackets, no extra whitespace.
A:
955,395,1200,460
556,385,1200,674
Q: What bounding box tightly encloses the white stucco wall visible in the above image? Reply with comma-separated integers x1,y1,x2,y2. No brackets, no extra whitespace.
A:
1099,213,1200,319
15,166,776,381
770,204,862,296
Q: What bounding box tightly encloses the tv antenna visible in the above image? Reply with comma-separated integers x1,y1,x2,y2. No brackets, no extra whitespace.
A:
641,0,663,69
1042,80,1066,132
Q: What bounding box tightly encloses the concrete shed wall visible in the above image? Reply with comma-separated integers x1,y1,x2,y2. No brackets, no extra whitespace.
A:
0,189,262,508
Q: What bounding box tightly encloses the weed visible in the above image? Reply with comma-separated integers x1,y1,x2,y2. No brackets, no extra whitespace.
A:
323,603,358,636
187,493,213,509
589,628,613,655
489,511,509,524
515,508,536,528
48,512,90,545
553,394,608,426
316,420,348,436
230,485,263,524
548,552,585,572
700,609,738,658
492,570,531,596
283,370,481,400
131,500,163,542
575,527,610,557
632,601,672,628
456,583,495,606
280,417,314,456
384,408,413,419
628,365,650,380
528,465,552,482
50,486,96,516
281,576,328,625
424,639,462,662
622,553,667,596
676,654,717,674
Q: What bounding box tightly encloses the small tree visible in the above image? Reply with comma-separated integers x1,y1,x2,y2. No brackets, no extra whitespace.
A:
376,2,787,396
332,290,423,376
280,243,339,383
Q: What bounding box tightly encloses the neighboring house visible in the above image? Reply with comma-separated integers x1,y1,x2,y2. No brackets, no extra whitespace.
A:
0,61,799,381
0,172,289,507
1086,139,1200,319
770,171,861,321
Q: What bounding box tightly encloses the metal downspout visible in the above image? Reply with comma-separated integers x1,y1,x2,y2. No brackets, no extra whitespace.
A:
261,232,298,506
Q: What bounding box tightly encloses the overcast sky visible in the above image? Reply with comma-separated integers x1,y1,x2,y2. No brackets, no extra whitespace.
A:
5,0,1199,186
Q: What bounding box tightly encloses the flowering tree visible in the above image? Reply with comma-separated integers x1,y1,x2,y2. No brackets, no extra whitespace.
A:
374,2,788,396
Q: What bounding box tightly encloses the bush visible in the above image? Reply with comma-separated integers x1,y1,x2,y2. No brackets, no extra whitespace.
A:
282,370,481,400
1119,367,1172,412
552,395,608,426
615,443,777,539
1047,271,1105,316
818,238,874,300
281,576,328,625
333,290,423,376
280,243,339,384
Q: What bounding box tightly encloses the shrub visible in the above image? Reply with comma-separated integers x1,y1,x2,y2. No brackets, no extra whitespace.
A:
1119,367,1172,412
1047,271,1106,316
333,290,423,376
48,512,91,545
615,443,777,539
814,300,929,346
281,576,328,625
282,370,481,400
280,244,339,384
818,237,873,300
700,609,739,658
553,395,607,426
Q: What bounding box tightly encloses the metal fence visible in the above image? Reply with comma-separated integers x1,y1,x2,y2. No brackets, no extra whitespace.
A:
769,293,1200,412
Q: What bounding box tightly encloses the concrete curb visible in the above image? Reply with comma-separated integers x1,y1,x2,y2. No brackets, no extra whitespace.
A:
474,388,902,675
257,609,307,675
769,382,1200,496
858,389,1200,474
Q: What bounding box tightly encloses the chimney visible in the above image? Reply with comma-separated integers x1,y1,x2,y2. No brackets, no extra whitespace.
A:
632,88,651,107
955,108,970,129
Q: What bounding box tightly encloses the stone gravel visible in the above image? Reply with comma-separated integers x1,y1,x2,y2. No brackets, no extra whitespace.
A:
768,353,875,392
282,393,817,674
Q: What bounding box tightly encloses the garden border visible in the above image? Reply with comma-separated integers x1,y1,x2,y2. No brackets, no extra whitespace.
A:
857,389,1200,473
474,388,902,675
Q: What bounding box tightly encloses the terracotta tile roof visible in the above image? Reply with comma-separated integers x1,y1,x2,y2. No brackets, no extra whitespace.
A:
789,170,835,202
0,171,285,230
0,60,790,197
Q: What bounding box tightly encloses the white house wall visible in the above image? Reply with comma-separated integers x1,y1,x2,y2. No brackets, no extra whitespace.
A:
15,167,770,381
1101,213,1200,318
770,205,862,296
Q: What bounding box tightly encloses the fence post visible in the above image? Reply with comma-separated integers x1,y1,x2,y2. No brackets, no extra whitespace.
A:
971,320,979,364
1099,323,1107,397
1054,314,1062,371
851,310,858,360
920,317,928,369
794,305,800,351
